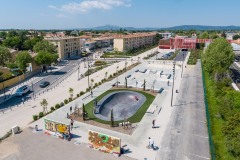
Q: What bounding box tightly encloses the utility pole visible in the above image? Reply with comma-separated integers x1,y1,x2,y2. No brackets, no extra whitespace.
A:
171,61,176,107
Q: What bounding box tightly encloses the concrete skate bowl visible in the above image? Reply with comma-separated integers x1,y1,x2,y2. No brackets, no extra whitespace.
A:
94,91,146,121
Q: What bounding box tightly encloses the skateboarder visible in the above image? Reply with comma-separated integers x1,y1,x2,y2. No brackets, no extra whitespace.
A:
152,119,156,128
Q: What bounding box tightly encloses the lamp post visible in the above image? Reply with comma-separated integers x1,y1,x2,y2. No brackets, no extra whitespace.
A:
77,62,80,80
171,61,176,107
116,66,119,87
181,53,185,78
87,58,90,89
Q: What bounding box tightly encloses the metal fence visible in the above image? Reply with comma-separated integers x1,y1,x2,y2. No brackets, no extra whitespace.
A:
201,59,216,160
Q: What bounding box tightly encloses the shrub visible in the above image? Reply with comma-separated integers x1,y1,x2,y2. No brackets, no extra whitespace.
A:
77,94,80,97
39,112,44,118
55,104,60,109
109,74,113,78
50,106,55,111
64,99,68,104
33,115,38,121
113,73,116,76
60,102,64,107
69,97,72,102
98,82,102,85
94,83,98,87
80,91,84,96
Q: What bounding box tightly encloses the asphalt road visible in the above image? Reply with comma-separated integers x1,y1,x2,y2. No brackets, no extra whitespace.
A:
156,60,210,160
0,61,78,110
174,51,187,61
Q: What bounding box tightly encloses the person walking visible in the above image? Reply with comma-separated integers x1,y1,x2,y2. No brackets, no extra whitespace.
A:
148,137,154,149
152,119,155,128
70,106,72,114
70,119,74,130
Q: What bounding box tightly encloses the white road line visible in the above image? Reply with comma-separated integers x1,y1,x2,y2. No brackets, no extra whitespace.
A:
189,153,210,159
192,134,208,139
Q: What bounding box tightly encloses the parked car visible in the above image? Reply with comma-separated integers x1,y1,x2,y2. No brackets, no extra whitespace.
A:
15,85,30,96
39,81,50,88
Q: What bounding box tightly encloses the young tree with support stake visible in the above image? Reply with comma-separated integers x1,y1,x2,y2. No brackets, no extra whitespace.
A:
143,79,146,91
125,77,128,88
40,99,48,114
110,109,114,127
82,103,86,121
69,88,73,98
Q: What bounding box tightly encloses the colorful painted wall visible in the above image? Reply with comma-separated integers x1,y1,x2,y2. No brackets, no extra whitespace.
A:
44,119,70,136
88,130,121,155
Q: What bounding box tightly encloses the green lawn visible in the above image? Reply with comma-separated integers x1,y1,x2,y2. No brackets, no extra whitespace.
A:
84,89,155,124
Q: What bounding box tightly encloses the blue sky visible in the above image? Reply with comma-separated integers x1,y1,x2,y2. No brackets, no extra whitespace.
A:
0,0,239,29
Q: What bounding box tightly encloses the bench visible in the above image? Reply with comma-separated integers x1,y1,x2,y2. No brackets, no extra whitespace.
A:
147,104,158,114
158,88,164,94
167,74,172,79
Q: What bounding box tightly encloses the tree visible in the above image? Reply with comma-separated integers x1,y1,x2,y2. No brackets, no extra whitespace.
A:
110,109,114,127
15,51,32,71
69,88,73,98
0,32,7,39
233,35,240,40
0,46,11,66
200,31,209,39
82,103,86,121
203,38,235,80
143,79,146,91
3,36,22,50
154,33,163,44
23,37,42,50
34,51,58,72
40,99,48,114
33,40,57,53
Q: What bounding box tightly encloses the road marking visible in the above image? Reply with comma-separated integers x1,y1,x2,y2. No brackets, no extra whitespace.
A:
192,134,208,139
189,153,210,159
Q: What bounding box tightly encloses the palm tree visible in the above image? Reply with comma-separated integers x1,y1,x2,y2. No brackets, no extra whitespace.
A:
40,99,48,114
69,88,74,98
82,103,86,121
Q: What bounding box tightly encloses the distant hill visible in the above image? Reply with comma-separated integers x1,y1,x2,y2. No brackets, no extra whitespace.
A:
81,25,240,31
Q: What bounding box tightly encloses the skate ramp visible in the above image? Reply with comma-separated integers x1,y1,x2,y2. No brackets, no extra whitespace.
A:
94,91,146,121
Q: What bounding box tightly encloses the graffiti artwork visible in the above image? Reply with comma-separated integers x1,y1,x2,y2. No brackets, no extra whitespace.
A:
88,130,121,155
44,119,70,135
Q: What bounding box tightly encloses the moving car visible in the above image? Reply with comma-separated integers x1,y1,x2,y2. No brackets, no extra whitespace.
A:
39,81,50,88
15,85,30,96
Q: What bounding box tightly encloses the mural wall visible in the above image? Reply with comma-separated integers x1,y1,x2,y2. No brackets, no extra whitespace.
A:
44,119,70,136
88,130,121,155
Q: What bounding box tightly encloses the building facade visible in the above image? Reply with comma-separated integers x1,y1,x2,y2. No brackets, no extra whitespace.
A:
45,36,82,60
113,33,156,52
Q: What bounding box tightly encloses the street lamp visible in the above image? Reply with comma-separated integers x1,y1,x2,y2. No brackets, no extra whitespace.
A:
116,66,119,87
171,61,176,107
87,58,90,89
181,53,185,78
78,62,80,80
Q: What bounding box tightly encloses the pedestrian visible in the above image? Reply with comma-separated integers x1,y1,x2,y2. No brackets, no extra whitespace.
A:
148,137,154,149
167,80,169,86
90,90,93,97
152,119,155,128
70,106,72,114
70,119,74,130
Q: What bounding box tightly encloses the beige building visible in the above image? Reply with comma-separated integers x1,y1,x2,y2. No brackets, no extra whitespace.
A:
45,36,82,60
113,33,156,52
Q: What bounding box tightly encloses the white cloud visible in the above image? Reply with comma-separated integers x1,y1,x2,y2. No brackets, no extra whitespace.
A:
56,14,68,18
49,0,131,13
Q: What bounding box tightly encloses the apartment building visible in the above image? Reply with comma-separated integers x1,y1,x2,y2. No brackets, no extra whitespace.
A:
45,36,81,60
113,33,156,52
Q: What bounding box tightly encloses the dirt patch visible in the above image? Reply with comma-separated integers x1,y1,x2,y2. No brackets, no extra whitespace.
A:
70,114,137,135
